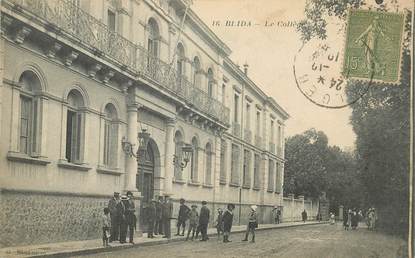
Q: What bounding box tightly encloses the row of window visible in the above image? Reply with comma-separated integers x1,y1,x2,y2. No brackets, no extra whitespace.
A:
17,70,119,168
173,131,213,185
227,143,282,191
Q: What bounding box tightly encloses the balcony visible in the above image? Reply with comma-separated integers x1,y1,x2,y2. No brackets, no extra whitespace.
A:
244,129,252,143
232,123,241,137
4,0,230,126
269,142,276,154
254,135,263,149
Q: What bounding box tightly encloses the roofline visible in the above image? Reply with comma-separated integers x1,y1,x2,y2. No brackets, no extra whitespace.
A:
223,58,290,120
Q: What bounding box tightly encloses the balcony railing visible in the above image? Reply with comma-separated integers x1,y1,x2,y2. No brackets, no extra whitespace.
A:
5,0,230,125
254,135,263,149
244,129,252,143
232,123,241,137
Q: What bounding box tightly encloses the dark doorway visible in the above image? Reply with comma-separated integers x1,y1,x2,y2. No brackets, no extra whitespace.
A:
137,143,155,204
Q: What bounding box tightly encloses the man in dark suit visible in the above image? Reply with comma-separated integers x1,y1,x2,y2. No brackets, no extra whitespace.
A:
199,200,210,241
147,199,157,238
108,192,120,242
154,196,163,235
176,198,190,236
125,191,136,243
162,195,173,239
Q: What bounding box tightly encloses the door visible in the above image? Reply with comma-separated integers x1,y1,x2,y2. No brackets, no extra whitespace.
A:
137,144,155,204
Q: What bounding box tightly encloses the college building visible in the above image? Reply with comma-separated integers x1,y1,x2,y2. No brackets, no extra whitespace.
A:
0,0,317,247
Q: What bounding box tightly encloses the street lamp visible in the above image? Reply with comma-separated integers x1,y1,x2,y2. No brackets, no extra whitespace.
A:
121,129,151,158
173,143,193,170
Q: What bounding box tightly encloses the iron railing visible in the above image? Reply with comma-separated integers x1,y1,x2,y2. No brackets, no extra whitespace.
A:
5,0,230,125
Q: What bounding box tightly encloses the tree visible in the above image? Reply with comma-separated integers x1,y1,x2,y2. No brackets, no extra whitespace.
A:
297,0,411,235
284,129,329,198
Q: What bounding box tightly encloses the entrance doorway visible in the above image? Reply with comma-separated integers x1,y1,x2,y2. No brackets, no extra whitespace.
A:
137,143,155,204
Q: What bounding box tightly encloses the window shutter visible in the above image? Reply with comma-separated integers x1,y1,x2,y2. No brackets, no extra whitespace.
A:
19,97,31,154
109,122,118,168
103,121,109,165
31,98,39,156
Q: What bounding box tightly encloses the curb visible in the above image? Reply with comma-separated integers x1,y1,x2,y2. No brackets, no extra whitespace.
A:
28,222,328,258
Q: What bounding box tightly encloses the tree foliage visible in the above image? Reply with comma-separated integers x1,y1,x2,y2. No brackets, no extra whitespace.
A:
297,0,411,235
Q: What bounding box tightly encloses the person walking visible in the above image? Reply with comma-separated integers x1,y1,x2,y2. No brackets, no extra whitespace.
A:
147,199,157,238
301,210,307,223
329,212,335,225
215,208,224,239
108,192,120,242
102,207,111,247
162,195,173,239
222,204,235,243
154,196,163,236
125,191,136,243
186,204,199,241
176,198,190,236
242,205,258,243
199,201,210,241
118,195,128,244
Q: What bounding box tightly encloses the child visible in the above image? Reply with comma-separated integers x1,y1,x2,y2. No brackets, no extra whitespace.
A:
222,204,235,243
102,207,111,247
215,208,224,239
186,205,199,241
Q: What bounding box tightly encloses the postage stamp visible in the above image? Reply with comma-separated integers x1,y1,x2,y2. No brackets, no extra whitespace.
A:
342,10,405,84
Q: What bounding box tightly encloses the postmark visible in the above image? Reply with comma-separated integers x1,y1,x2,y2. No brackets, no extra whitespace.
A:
342,10,405,84
294,38,371,109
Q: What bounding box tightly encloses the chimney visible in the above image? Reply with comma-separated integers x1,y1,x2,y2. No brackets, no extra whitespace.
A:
243,63,249,75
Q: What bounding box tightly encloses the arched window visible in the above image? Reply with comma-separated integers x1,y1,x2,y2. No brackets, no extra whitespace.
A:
190,136,199,182
148,18,160,58
176,43,185,79
207,68,214,97
193,56,201,87
174,131,183,180
103,103,119,168
66,89,85,163
205,142,212,185
18,71,42,156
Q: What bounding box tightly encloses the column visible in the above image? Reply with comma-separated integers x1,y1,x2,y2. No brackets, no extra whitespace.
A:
124,101,140,194
164,118,176,195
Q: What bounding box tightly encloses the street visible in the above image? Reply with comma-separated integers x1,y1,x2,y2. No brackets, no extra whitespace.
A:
75,224,407,258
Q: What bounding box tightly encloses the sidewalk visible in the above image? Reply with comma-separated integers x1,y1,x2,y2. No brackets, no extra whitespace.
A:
0,221,326,258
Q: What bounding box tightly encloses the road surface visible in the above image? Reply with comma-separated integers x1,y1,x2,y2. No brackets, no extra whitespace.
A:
76,223,407,258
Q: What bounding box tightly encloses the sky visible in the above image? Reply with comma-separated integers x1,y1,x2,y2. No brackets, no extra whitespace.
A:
192,0,357,149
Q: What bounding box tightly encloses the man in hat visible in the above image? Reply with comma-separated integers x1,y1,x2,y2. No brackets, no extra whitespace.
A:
154,196,164,235
125,191,136,243
176,198,190,236
147,199,157,238
162,194,173,238
199,201,210,241
118,195,128,243
108,192,120,242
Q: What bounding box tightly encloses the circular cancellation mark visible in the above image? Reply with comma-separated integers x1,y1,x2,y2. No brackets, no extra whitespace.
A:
293,38,372,109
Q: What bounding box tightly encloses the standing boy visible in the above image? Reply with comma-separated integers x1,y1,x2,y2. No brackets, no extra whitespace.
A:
186,204,199,241
176,198,190,236
102,207,111,247
222,204,235,243
199,201,210,241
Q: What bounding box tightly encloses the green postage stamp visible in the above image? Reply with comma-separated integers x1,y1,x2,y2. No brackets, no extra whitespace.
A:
343,9,405,84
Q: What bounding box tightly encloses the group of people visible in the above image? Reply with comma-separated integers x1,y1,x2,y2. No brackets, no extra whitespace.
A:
343,208,376,231
102,191,137,247
102,193,260,246
168,198,259,243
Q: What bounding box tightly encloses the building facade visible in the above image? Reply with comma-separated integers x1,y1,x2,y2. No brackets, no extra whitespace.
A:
0,0,291,247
